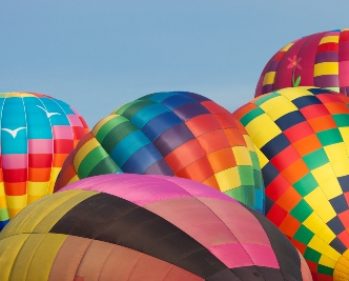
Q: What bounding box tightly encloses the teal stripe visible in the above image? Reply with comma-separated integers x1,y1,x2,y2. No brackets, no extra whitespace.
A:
130,104,169,128
110,131,150,166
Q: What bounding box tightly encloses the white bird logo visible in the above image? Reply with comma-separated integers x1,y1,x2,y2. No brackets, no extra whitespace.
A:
2,127,26,138
36,105,60,118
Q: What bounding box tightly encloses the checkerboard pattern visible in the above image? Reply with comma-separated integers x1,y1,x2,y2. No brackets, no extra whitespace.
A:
234,87,349,281
0,92,88,230
55,91,265,212
256,29,349,97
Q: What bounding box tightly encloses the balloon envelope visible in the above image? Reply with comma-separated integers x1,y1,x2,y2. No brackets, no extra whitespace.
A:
0,92,88,230
256,29,349,97
55,91,265,212
234,87,349,281
1,174,311,281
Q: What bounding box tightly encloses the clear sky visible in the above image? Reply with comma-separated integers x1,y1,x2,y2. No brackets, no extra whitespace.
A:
1,0,349,125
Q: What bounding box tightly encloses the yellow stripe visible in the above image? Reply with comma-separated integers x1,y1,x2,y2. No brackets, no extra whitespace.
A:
255,148,268,168
312,164,342,199
278,86,313,101
303,214,335,244
308,236,340,261
232,146,252,165
27,181,49,197
6,195,27,218
263,71,276,85
245,114,282,147
214,167,240,192
319,255,336,270
0,234,31,281
304,189,336,223
92,113,120,134
73,137,100,168
319,35,339,44
26,234,66,281
314,62,338,76
259,95,298,121
242,135,255,151
1,190,97,238
0,92,37,98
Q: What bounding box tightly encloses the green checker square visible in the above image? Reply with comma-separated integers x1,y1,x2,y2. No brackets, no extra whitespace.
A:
294,174,318,196
303,149,329,170
294,225,314,244
304,247,321,263
240,108,264,126
238,166,254,185
254,91,279,106
318,264,333,275
290,200,313,222
318,129,343,146
333,114,349,127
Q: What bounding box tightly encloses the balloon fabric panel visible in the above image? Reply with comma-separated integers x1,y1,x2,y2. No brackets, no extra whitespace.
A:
256,29,349,97
0,92,89,230
0,174,312,281
234,87,349,281
55,92,265,212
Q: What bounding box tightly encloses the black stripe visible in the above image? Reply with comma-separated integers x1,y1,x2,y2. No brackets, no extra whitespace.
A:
51,193,229,279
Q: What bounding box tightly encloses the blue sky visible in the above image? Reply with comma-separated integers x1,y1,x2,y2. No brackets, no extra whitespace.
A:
1,0,348,125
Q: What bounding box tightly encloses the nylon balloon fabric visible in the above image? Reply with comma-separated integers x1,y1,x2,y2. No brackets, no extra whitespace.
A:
234,87,349,281
0,92,88,230
55,91,265,212
0,174,312,281
256,29,349,97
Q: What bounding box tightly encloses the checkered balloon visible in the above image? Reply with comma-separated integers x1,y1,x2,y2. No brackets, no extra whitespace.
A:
55,91,265,212
234,87,349,281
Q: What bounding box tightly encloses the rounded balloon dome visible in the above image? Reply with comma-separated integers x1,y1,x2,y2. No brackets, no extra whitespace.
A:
256,28,349,97
234,87,349,281
55,91,265,212
1,174,311,281
0,92,89,230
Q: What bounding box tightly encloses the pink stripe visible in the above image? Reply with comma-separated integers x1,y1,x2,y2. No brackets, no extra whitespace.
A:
63,174,233,205
339,61,349,86
68,114,83,126
53,126,73,139
210,243,278,268
29,139,52,154
62,174,279,269
2,154,27,169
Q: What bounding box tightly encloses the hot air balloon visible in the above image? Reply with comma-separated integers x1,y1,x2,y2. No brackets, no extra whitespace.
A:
55,91,265,212
233,86,349,281
256,28,349,97
0,92,88,230
0,174,312,281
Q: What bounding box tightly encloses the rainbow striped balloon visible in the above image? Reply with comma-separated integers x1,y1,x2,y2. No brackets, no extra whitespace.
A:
0,92,88,230
55,92,265,212
256,29,349,97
